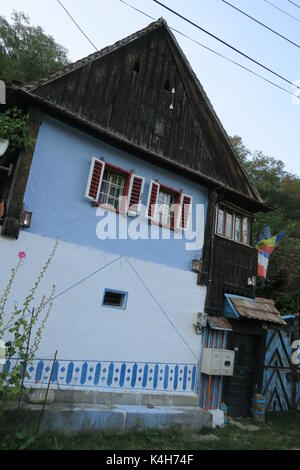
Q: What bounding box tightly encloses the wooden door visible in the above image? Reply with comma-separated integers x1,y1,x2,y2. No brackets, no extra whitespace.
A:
225,333,257,417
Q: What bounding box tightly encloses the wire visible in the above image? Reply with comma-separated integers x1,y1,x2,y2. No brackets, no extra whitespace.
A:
222,0,300,49
288,0,300,9
263,0,300,23
56,0,98,51
2,255,123,332
120,0,295,97
124,256,199,360
55,0,297,99
152,0,300,90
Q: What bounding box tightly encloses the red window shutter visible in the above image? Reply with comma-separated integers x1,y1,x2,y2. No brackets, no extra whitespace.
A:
85,158,105,201
147,181,160,220
128,175,145,216
119,173,132,215
180,194,192,230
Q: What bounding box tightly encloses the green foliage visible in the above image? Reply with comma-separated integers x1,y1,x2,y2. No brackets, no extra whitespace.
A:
231,135,300,313
0,106,34,151
0,239,58,417
0,11,69,84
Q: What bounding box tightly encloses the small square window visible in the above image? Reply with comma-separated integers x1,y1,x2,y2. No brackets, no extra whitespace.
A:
102,289,128,309
99,170,126,211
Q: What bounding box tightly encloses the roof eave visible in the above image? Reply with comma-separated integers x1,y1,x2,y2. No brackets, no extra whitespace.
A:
10,86,272,213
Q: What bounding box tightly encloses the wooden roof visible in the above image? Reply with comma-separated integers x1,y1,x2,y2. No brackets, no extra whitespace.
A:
12,18,265,208
226,295,286,325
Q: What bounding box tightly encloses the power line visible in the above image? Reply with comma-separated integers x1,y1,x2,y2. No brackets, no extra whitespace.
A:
288,0,300,9
263,0,300,23
222,0,300,49
55,0,297,98
2,256,123,332
120,0,295,97
152,0,300,90
56,0,98,51
124,256,198,360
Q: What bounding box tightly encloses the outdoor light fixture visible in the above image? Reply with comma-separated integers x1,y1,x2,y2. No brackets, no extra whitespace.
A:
247,276,257,287
192,258,202,273
169,88,176,110
21,210,32,229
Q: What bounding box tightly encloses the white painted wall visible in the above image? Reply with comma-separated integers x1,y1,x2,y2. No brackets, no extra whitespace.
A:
0,232,206,392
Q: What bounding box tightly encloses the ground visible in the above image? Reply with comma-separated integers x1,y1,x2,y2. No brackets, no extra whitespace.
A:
0,412,299,450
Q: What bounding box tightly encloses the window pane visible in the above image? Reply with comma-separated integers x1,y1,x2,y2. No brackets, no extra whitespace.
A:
225,211,233,238
235,216,241,242
217,207,224,235
99,171,126,210
157,190,175,227
243,217,249,244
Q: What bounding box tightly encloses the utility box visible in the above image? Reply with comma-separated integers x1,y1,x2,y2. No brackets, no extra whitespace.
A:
201,348,235,376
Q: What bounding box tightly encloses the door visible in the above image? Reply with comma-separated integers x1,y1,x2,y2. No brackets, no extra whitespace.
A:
225,333,257,417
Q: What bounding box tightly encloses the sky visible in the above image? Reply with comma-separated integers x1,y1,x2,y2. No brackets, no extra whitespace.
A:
1,0,299,176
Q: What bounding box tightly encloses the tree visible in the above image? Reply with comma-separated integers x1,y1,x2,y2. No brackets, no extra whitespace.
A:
231,135,300,313
0,11,69,84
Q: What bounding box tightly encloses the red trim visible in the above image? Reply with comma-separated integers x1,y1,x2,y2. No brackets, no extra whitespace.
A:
98,162,131,214
129,175,143,210
148,182,159,218
159,183,181,197
104,161,131,177
180,195,192,229
89,160,104,199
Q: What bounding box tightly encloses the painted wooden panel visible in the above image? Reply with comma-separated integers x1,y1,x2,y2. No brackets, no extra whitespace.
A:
263,328,300,412
198,328,228,410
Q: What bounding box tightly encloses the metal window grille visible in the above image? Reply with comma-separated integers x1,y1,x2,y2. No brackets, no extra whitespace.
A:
157,190,176,227
99,171,126,210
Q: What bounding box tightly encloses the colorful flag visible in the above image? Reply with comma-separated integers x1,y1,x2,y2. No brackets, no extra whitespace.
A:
255,232,286,279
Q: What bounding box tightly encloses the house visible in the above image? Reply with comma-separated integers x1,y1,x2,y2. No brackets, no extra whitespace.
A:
0,19,289,417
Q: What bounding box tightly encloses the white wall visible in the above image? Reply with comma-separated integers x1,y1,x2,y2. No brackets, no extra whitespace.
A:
0,232,206,393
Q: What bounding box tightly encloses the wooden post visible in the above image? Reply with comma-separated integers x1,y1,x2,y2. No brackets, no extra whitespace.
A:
36,350,58,434
18,308,35,409
2,107,43,239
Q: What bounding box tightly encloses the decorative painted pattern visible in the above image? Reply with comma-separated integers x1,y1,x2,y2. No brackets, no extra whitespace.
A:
3,359,197,393
198,329,228,410
263,328,300,412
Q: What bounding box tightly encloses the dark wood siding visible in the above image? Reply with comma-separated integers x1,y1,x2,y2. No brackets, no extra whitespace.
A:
201,210,257,314
31,26,258,198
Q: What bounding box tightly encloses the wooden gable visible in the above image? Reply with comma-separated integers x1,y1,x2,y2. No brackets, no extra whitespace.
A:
14,19,262,206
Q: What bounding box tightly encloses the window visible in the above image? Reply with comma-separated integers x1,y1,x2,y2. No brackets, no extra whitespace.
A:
216,207,224,235
147,180,192,231
234,215,241,242
216,205,250,245
157,189,176,228
102,289,128,309
225,210,233,239
242,216,250,244
85,158,144,215
99,170,126,211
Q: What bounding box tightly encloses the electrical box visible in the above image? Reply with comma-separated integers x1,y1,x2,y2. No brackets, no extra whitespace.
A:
192,312,207,329
201,348,235,376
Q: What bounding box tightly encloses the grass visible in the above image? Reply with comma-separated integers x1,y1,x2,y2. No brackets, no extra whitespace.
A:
0,411,299,450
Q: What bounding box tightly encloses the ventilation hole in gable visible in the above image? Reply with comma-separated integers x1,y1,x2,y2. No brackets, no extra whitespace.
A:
133,61,140,74
164,80,170,91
